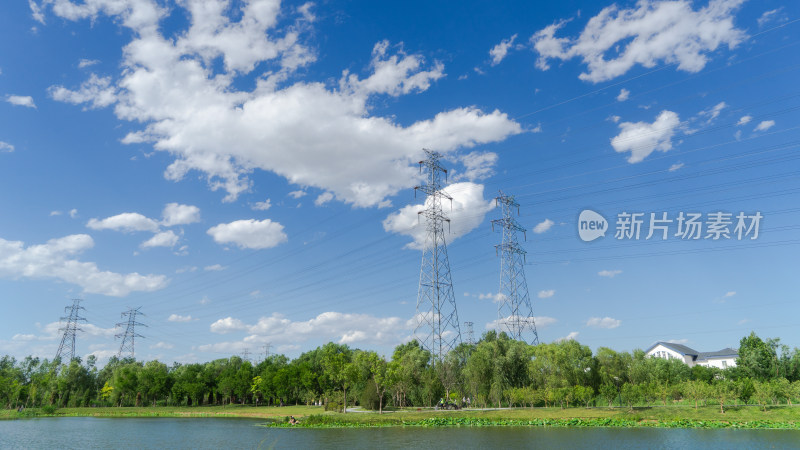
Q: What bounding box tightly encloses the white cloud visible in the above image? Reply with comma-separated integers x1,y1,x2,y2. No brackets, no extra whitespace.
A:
586,316,621,329
608,115,621,123
0,141,14,153
49,73,117,110
665,338,689,344
453,151,498,182
288,190,306,199
723,291,736,298
668,162,684,172
168,314,193,323
69,209,78,219
0,234,167,296
486,316,557,331
78,58,99,68
533,218,554,234
87,212,160,233
204,264,225,271
611,110,680,163
616,88,630,102
204,311,410,348
757,8,783,28
736,115,751,126
151,341,174,349
251,199,272,210
556,331,579,342
37,1,521,206
699,101,726,123
383,182,495,250
314,192,334,206
207,218,288,249
6,95,36,108
531,0,746,83
598,269,622,278
161,203,200,226
538,289,555,299
754,120,775,132
140,230,179,248
489,34,517,66
50,210,62,216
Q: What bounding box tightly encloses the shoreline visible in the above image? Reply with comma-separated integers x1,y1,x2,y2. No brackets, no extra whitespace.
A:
3,405,799,430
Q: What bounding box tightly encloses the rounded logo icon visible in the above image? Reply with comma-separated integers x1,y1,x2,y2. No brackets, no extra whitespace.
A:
578,210,607,242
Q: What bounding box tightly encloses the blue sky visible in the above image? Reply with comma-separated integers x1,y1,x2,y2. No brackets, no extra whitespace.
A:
1,0,798,363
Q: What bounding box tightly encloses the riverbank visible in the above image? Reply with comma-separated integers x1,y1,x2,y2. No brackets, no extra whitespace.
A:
3,404,799,429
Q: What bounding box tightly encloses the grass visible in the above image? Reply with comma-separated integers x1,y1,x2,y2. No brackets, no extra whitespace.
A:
3,404,799,430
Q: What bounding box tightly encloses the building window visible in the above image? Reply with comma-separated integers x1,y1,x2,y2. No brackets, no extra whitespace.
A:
722,360,727,368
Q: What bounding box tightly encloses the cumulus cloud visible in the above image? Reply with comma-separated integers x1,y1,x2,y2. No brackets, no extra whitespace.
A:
698,101,726,123
0,141,14,153
453,151,498,182
538,289,555,299
140,230,179,248
78,58,99,68
486,316,557,331
314,192,334,206
168,314,193,323
533,218,554,234
598,269,622,278
586,317,621,329
616,88,630,102
382,182,495,249
489,34,517,66
161,203,201,226
151,341,174,349
6,95,36,108
0,234,167,296
204,311,410,348
37,0,521,206
87,212,160,233
754,120,775,132
49,73,117,109
668,162,684,172
556,331,580,342
736,115,751,126
757,8,784,28
611,110,681,163
251,199,272,211
207,218,288,249
531,0,746,83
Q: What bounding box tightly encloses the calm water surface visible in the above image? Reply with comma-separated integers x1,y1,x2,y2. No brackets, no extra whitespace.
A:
1,417,799,449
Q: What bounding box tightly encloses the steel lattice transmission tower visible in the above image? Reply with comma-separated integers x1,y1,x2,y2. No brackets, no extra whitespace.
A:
116,307,146,359
55,299,87,362
414,149,462,360
492,191,539,345
464,321,475,346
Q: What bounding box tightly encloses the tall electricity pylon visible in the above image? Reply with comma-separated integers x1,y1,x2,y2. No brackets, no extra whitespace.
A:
55,299,86,363
492,191,539,345
414,149,462,360
116,307,146,359
464,321,475,346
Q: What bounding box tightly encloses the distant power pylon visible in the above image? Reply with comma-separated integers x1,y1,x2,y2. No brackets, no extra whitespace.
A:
241,348,251,363
262,343,272,362
492,191,539,345
464,321,475,346
414,149,462,360
116,307,146,359
55,299,87,363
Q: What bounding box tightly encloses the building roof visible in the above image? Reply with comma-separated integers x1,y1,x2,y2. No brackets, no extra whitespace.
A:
697,348,739,360
646,342,738,361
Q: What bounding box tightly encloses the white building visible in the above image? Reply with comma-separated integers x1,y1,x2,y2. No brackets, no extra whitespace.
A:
645,342,738,369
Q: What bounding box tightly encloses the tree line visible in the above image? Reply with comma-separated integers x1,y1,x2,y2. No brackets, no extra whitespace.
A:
2,331,799,413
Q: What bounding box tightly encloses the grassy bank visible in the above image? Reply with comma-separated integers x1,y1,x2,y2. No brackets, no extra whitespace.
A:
3,404,800,430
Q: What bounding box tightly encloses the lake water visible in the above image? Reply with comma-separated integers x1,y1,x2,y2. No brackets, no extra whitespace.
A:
1,417,799,449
